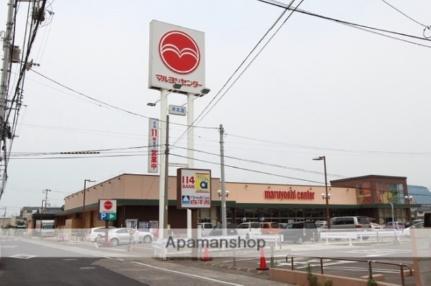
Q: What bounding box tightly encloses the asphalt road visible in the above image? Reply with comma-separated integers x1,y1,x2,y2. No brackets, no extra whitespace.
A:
0,257,148,286
0,236,148,286
0,236,287,286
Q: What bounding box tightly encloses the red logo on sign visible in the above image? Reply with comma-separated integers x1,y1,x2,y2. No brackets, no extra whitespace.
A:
159,30,200,74
104,200,112,210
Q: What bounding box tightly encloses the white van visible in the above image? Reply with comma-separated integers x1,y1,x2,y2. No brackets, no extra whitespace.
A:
236,222,261,237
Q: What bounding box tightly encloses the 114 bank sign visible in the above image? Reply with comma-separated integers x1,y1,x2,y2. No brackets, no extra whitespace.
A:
148,20,205,95
177,168,211,209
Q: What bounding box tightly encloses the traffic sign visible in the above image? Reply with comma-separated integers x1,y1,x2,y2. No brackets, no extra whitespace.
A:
99,199,117,221
100,212,117,221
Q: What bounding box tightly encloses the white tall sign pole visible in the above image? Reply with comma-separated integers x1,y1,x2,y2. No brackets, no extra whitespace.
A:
158,89,168,240
186,95,195,238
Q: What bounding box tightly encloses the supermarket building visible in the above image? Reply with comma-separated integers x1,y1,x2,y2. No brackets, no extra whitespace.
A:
57,173,414,229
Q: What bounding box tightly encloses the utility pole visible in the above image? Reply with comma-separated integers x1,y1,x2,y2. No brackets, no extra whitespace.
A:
0,0,15,135
42,189,51,213
83,179,95,213
158,89,168,240
219,124,227,235
163,115,169,232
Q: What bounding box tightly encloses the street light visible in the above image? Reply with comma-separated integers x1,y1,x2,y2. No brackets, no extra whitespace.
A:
313,156,331,229
405,195,414,222
83,179,96,213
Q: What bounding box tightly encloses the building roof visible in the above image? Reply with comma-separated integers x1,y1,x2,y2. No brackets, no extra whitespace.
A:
331,175,407,184
408,185,431,205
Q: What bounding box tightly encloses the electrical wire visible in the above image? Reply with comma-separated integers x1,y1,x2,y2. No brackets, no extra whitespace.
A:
258,0,431,46
30,69,218,130
171,145,344,178
173,0,303,145
224,132,431,156
380,0,428,28
170,153,323,184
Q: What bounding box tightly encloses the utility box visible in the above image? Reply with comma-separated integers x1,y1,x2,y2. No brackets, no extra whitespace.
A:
11,46,21,63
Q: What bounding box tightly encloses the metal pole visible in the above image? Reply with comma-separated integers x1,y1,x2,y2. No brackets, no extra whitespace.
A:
219,124,227,235
400,264,405,286
43,189,51,213
186,95,194,238
0,0,15,130
323,156,330,229
83,180,87,213
390,202,395,227
158,89,168,240
164,115,169,231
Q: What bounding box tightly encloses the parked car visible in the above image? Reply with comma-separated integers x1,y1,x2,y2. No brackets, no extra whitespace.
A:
97,228,138,246
135,229,153,243
197,222,214,237
281,221,318,244
260,222,280,235
236,222,261,237
370,223,384,230
330,216,371,229
385,221,405,229
314,220,327,229
86,226,116,242
403,221,424,236
208,224,238,237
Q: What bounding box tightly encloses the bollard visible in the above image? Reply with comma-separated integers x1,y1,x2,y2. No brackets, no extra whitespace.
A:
320,258,324,274
400,264,405,286
270,244,275,268
368,261,373,280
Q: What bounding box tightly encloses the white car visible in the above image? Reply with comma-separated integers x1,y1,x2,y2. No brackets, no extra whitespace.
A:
86,226,116,242
135,229,153,243
101,228,138,246
236,222,261,237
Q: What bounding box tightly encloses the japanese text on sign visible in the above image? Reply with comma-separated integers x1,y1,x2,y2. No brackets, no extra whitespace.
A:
148,118,159,173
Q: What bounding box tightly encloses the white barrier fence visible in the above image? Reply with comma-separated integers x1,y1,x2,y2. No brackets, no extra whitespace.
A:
319,229,404,246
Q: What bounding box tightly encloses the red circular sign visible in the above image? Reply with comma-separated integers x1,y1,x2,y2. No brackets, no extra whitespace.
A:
159,30,200,74
104,200,112,210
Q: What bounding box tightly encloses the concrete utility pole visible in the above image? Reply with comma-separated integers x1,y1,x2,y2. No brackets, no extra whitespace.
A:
158,89,168,240
219,124,227,235
42,189,51,212
0,0,15,135
163,115,169,231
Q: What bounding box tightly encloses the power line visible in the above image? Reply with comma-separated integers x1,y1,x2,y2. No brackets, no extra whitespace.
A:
173,0,304,145
170,153,324,184
171,145,344,178
224,132,431,156
258,0,431,47
10,152,154,160
380,0,429,28
30,69,217,130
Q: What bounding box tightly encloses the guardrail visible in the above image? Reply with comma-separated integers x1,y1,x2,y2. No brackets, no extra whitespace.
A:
284,255,413,286
319,229,404,245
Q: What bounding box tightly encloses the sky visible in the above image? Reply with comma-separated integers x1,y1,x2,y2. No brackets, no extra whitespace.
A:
1,0,431,215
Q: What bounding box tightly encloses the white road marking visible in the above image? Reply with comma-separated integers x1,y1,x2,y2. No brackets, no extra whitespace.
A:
10,254,36,259
132,261,244,286
0,245,17,249
79,266,96,270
